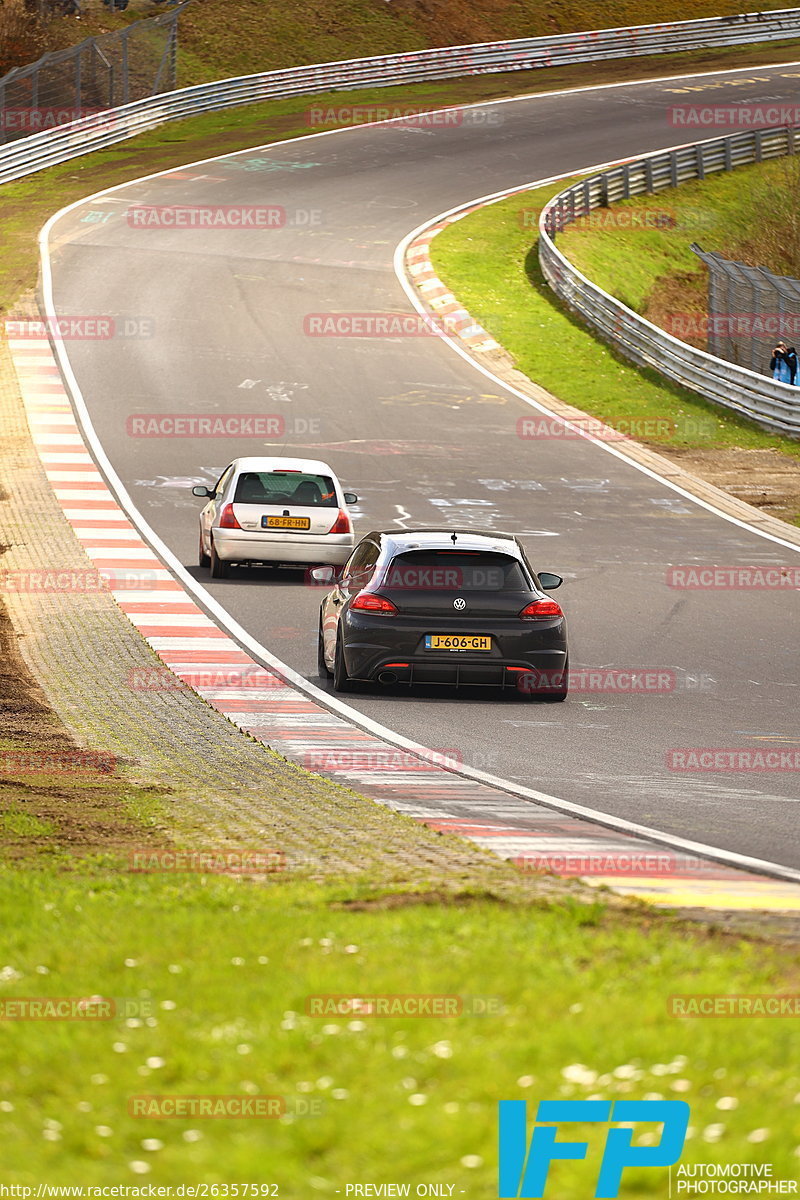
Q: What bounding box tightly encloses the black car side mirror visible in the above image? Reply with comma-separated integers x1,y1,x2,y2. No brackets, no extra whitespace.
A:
538,571,563,590
343,492,358,505
192,485,213,498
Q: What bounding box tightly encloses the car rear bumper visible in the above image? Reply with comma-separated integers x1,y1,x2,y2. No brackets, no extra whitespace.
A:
341,613,567,684
213,530,353,565
364,654,567,687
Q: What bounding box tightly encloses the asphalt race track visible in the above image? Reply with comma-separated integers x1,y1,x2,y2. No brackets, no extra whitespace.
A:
44,64,800,868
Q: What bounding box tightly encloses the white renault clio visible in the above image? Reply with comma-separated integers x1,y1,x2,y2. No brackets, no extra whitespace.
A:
193,456,358,578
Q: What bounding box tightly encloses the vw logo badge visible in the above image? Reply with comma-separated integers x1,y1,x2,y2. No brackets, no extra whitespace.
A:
453,597,466,611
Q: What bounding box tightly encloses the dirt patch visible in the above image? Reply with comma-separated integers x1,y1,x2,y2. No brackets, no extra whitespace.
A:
653,445,800,524
336,888,515,910
0,593,171,866
643,270,707,351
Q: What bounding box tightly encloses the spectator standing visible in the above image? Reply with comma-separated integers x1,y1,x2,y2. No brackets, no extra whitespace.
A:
770,341,798,384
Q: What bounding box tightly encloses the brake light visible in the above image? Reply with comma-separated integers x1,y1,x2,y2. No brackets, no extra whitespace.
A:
519,599,563,619
351,592,397,615
219,504,241,529
328,508,352,534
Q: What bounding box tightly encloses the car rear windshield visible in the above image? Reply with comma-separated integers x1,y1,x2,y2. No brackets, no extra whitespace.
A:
384,550,529,592
234,471,337,507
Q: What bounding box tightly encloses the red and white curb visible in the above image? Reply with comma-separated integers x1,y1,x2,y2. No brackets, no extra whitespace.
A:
8,332,800,911
406,212,501,355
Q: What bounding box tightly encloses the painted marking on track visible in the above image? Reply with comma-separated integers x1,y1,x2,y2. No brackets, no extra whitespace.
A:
220,157,319,173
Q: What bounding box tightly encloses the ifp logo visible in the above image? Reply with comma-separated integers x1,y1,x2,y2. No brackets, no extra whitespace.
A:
498,1099,689,1197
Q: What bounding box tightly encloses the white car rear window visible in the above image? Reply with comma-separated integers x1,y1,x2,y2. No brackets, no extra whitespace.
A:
234,472,337,507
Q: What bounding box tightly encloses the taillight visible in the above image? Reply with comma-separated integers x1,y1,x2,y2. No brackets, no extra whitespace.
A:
328,508,352,534
519,598,563,619
219,504,241,529
351,591,397,615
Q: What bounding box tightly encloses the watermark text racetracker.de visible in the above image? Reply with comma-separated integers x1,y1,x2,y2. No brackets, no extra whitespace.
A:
304,312,461,338
667,748,800,771
125,414,320,438
4,316,154,340
666,565,800,589
514,851,732,877
669,102,800,129
0,996,156,1020
126,205,322,229
305,993,503,1016
0,106,111,132
669,993,800,1017
0,568,181,594
0,568,215,595
1,750,116,775
129,1096,284,1119
128,848,285,874
304,104,503,128
298,746,501,773
126,666,285,692
518,667,677,694
516,415,716,441
519,206,714,233
665,312,800,339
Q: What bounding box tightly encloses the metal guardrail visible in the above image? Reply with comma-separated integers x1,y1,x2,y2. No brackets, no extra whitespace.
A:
2,8,800,183
539,127,800,436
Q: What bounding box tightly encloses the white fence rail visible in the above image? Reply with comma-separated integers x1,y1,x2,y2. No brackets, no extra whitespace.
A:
2,8,800,185
538,127,800,436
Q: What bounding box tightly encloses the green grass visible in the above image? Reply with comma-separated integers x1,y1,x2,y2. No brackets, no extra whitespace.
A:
558,156,800,312
429,182,800,471
561,202,706,313
0,869,798,1189
0,805,55,838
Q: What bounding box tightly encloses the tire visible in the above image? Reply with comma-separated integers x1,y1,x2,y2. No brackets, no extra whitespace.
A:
209,539,229,579
199,533,210,569
317,617,332,678
333,633,353,693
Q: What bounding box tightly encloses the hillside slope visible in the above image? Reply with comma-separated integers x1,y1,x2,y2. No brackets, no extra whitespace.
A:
37,0,798,84
175,0,794,80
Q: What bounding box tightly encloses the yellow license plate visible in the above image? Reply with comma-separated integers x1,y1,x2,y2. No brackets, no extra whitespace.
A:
425,634,492,652
262,516,311,530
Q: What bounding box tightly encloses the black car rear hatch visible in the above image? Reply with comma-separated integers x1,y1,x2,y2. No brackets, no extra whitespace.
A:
376,549,535,620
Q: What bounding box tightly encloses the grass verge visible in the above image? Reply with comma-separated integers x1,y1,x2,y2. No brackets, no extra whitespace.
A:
429,178,800,521
557,155,800,340
1,868,799,1189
